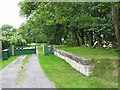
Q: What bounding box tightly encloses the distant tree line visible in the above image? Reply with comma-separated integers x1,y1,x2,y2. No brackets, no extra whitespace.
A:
0,2,120,51
18,2,120,49
0,24,27,49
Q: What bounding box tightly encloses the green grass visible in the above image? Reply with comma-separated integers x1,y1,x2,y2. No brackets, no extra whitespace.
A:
55,45,118,60
22,55,31,65
38,46,110,88
55,45,118,88
16,55,31,85
0,56,19,71
38,46,118,88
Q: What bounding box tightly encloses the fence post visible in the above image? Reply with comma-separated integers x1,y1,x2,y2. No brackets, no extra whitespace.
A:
43,44,44,54
12,45,14,56
35,46,36,54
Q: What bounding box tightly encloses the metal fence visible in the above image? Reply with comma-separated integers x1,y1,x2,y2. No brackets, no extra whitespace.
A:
2,46,36,60
14,46,36,55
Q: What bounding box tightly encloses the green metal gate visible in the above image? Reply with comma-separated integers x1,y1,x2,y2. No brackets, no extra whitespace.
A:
43,45,54,55
14,46,36,55
2,46,36,60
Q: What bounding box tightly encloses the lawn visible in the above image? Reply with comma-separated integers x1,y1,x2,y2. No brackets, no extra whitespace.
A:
0,56,19,71
55,45,118,87
55,45,118,60
38,46,118,88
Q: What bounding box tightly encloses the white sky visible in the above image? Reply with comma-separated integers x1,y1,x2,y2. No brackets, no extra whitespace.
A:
0,0,26,29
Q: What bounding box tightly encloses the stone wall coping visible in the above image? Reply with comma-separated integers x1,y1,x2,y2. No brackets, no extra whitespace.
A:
54,48,92,65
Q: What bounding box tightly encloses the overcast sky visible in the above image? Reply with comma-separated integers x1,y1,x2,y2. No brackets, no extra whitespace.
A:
0,0,26,29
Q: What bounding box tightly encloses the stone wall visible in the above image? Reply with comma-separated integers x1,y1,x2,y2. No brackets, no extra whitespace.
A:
54,48,93,76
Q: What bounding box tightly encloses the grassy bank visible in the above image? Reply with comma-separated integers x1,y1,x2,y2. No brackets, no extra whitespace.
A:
0,56,19,71
38,46,118,88
55,45,118,60
55,45,118,88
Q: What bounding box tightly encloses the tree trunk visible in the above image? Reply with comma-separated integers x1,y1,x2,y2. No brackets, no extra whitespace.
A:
80,29,85,45
89,31,94,47
77,30,85,45
74,31,80,46
0,40,2,58
112,7,120,50
85,31,89,46
90,31,94,46
97,32,102,47
81,36,85,45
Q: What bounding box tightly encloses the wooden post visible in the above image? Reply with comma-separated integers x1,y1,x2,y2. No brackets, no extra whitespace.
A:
12,45,14,56
35,46,36,54
43,44,45,55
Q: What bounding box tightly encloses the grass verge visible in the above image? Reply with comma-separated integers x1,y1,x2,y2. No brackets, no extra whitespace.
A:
38,46,107,88
0,56,19,71
16,55,31,85
22,55,31,65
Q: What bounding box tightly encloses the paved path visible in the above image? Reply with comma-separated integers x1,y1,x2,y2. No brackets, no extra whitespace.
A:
0,53,56,88
0,55,26,89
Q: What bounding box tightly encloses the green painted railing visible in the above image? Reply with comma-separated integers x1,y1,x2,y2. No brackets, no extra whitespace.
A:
2,46,36,60
43,45,54,55
14,46,36,55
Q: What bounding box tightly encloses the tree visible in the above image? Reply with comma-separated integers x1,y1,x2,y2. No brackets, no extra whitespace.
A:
1,24,13,38
98,3,120,49
19,2,119,48
112,6,120,50
1,24,27,49
19,2,98,45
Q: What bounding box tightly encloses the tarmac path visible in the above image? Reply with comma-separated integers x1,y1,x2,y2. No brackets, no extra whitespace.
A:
0,52,55,88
